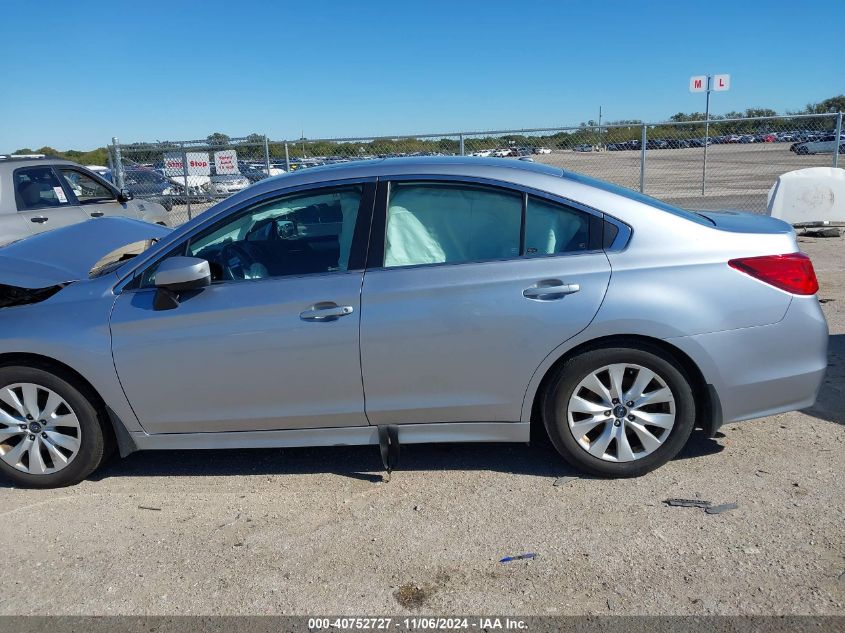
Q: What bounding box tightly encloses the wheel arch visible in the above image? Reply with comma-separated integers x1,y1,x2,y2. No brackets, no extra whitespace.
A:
0,352,130,454
526,334,720,438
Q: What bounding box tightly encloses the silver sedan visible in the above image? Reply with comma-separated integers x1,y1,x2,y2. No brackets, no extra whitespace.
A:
0,157,829,487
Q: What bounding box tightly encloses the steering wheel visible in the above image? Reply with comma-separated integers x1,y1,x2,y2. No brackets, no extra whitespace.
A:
221,242,268,281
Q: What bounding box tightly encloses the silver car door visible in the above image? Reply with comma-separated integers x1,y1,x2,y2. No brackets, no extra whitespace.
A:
360,180,612,426
11,165,88,234
110,181,375,434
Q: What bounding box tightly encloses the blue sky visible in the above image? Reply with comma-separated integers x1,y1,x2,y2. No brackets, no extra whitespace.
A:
1,0,842,150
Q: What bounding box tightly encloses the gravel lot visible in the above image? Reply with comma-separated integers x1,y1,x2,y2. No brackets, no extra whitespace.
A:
0,236,842,617
534,143,836,213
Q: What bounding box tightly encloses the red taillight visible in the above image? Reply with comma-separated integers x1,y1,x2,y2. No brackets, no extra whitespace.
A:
728,253,819,295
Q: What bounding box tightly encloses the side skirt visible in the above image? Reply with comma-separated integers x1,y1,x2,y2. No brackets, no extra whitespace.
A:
130,421,530,451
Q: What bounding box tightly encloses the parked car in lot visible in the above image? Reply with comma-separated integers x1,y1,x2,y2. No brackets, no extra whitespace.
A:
533,147,552,155
116,165,178,211
0,157,827,487
210,172,251,196
237,161,270,184
790,135,845,155
0,156,171,246
573,144,594,152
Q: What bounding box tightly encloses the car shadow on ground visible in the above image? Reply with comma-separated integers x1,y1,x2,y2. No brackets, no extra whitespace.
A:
84,428,723,484
801,333,844,426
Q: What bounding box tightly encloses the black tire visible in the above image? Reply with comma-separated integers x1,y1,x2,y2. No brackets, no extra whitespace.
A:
0,366,106,488
542,344,696,478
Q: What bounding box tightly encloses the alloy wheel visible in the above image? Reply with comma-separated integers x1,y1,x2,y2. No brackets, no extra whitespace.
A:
566,363,676,463
0,383,82,475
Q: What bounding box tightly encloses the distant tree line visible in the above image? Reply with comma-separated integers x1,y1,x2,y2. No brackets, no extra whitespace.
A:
10,95,844,163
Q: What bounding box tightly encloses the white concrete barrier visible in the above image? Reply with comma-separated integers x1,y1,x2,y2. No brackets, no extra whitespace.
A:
767,167,845,225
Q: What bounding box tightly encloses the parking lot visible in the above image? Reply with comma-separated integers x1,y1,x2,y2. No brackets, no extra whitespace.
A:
157,143,839,226
0,233,840,616
534,143,837,213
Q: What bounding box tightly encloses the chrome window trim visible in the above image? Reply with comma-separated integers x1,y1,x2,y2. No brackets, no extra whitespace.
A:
112,176,376,294
120,268,365,295
365,248,609,274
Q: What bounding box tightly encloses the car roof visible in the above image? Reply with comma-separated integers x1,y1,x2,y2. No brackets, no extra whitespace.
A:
225,157,570,198
0,156,79,169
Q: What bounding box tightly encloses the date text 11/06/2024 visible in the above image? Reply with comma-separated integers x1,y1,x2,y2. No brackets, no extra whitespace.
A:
307,617,528,630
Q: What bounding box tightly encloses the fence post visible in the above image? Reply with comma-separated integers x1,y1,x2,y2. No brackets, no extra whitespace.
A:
106,145,115,184
111,137,125,189
459,134,465,156
181,142,192,221
284,142,291,172
640,124,647,193
834,112,842,169
263,135,271,176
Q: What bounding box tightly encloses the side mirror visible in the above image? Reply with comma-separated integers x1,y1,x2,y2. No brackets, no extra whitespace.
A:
117,187,134,203
152,257,211,310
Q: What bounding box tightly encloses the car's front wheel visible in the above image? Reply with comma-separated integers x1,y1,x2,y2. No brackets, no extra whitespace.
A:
543,345,696,477
0,366,106,488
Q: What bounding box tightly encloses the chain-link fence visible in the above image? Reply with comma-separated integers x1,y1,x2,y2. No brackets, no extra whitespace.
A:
110,113,843,226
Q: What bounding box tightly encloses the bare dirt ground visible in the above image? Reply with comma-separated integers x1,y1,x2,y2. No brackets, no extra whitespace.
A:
0,238,842,617
535,143,836,213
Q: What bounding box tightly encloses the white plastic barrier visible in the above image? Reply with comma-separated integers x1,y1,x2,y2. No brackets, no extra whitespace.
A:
767,167,845,225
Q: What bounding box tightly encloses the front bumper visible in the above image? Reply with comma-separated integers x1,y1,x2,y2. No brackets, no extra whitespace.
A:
668,296,829,426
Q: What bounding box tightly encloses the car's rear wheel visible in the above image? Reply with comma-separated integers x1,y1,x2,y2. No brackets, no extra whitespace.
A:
0,366,105,488
543,345,695,477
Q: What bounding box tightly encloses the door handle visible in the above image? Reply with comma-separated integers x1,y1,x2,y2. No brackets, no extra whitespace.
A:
30,217,48,224
90,212,104,217
523,280,580,300
299,303,355,322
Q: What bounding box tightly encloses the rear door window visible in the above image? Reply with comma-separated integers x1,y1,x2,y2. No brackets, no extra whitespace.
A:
524,196,592,256
384,182,522,267
13,167,72,211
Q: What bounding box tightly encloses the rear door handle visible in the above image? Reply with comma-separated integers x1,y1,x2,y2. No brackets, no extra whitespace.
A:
299,302,355,322
523,280,580,300
30,217,48,224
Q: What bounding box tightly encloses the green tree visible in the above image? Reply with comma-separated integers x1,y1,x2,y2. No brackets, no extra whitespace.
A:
206,132,231,147
805,95,845,113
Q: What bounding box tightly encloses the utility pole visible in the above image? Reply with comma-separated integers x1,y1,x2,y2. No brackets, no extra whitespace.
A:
598,106,603,150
